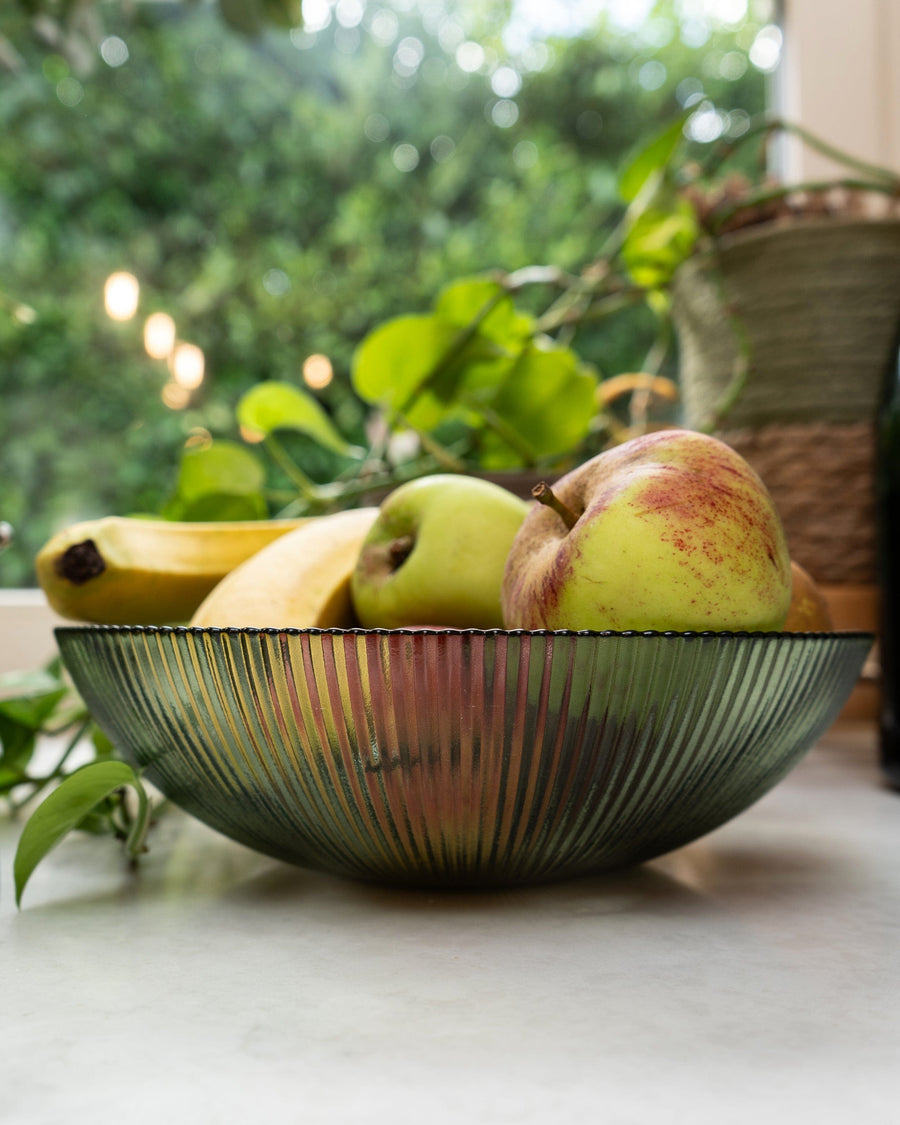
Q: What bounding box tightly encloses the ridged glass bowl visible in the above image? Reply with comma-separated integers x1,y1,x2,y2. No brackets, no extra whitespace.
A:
55,626,872,889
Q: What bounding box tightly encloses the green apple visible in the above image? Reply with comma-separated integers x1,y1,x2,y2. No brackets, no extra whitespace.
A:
351,474,531,629
501,429,792,632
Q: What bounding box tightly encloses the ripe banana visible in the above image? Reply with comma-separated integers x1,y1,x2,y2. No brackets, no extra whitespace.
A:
190,507,379,628
36,516,312,625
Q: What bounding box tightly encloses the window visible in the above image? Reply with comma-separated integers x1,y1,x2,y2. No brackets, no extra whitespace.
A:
0,0,776,586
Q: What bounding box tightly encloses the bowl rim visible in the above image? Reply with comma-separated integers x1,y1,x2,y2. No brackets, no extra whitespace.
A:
53,624,876,642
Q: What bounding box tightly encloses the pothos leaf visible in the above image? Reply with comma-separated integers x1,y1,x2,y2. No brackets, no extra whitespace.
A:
351,313,506,431
617,112,689,204
14,761,148,907
173,440,267,502
477,341,598,468
237,381,360,457
434,277,532,347
621,196,699,289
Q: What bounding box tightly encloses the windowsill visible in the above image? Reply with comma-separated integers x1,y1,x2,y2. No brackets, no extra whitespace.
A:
0,589,67,678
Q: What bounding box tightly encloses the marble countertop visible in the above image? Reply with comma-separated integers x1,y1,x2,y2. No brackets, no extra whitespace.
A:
2,723,898,1124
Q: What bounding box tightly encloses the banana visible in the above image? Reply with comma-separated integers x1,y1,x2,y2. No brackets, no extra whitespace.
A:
190,507,379,628
36,516,312,625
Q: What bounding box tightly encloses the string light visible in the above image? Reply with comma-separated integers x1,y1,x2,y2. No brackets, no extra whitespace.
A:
303,353,333,389
104,271,140,321
144,312,176,359
169,342,205,389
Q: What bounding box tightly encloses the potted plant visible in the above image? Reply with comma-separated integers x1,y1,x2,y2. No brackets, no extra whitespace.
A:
170,117,899,579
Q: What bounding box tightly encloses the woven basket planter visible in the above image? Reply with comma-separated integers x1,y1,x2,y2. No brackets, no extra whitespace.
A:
671,217,900,586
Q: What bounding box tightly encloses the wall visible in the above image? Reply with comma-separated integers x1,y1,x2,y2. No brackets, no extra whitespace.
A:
782,0,900,179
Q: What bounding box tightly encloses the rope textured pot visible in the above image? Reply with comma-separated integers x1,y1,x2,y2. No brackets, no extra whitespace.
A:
671,216,900,586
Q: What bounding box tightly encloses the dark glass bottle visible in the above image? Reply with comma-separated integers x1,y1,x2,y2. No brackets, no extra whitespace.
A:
877,323,900,788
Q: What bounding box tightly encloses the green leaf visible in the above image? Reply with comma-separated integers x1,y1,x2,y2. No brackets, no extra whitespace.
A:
352,314,504,431
618,112,689,204
91,725,115,761
172,440,267,503
621,196,699,289
263,0,303,29
13,761,144,907
166,491,268,522
434,277,532,348
478,341,598,469
218,0,266,36
0,687,66,730
237,382,358,457
0,667,65,701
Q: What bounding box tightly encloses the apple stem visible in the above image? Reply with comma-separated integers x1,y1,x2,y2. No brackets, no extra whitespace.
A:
532,482,579,531
388,534,415,570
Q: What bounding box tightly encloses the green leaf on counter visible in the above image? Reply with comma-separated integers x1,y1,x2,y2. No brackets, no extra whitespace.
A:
237,381,359,457
14,760,149,907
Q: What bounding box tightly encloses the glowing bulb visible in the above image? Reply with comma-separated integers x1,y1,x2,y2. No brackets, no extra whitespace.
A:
104,271,140,321
162,382,191,410
169,342,205,389
303,353,333,389
144,312,176,359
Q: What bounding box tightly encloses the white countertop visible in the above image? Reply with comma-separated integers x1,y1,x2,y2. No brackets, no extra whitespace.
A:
2,722,898,1125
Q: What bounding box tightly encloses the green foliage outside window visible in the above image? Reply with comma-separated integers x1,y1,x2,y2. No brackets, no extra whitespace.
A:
0,0,768,585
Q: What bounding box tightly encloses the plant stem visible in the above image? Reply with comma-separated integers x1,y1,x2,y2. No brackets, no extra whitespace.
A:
699,255,752,434
708,177,900,233
536,286,644,334
263,433,321,502
124,778,152,862
474,404,539,465
392,287,509,421
7,717,92,814
696,115,900,191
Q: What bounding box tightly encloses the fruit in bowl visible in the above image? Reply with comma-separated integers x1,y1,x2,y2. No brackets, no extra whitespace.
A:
501,429,792,633
350,474,530,629
29,429,874,892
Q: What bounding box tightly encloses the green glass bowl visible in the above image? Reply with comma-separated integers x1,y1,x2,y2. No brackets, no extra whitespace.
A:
55,626,872,889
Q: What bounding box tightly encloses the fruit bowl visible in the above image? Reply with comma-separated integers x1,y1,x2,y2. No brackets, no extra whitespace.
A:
55,625,872,889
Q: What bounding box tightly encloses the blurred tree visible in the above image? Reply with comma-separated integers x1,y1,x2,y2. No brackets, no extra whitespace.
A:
0,0,769,584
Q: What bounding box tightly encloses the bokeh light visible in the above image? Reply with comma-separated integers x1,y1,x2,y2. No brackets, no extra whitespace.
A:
455,41,485,73
169,342,205,389
303,353,334,389
104,272,140,321
392,142,420,172
143,312,176,359
302,0,331,33
162,382,191,410
749,24,782,71
100,36,130,67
